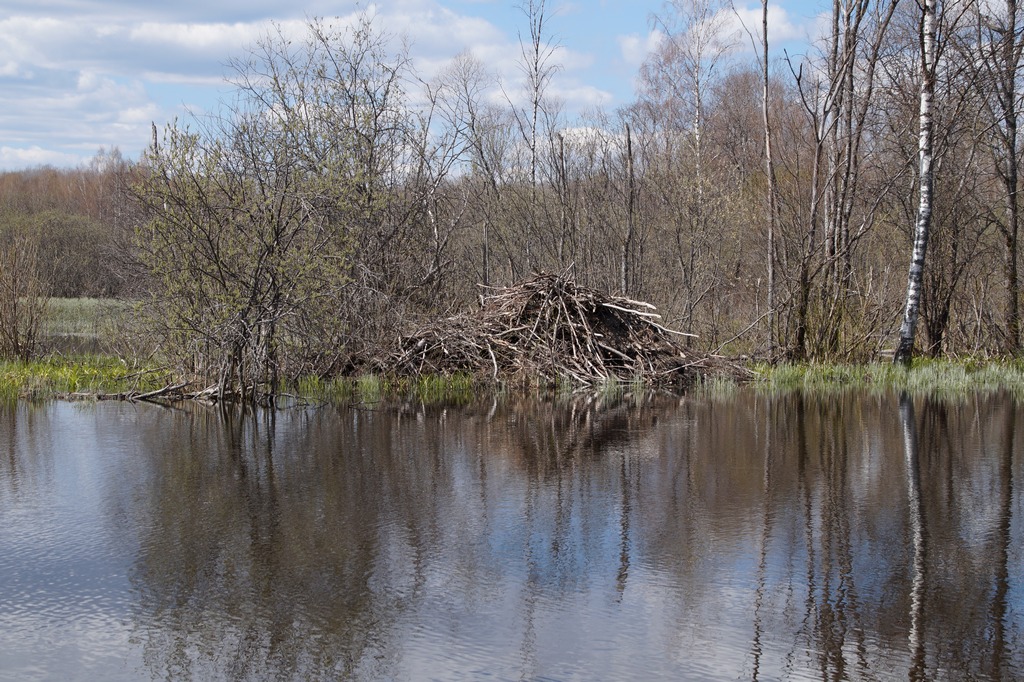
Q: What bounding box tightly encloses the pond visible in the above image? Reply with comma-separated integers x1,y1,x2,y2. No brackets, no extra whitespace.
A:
0,390,1021,681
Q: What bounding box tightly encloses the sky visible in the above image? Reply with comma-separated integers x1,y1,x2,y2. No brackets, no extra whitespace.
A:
0,0,827,171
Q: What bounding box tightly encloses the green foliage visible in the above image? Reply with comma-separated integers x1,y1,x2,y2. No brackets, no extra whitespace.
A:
133,109,356,398
126,15,451,402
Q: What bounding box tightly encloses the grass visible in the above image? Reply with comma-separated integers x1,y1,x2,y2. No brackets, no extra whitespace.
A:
11,297,1024,403
38,298,131,355
691,374,742,399
0,355,169,402
9,350,1024,407
293,372,479,406
750,357,1024,398
44,298,103,335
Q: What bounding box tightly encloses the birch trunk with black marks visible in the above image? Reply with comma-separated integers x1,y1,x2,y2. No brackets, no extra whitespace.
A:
895,0,937,367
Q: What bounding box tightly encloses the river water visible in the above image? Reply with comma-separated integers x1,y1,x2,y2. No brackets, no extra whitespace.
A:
0,390,1021,681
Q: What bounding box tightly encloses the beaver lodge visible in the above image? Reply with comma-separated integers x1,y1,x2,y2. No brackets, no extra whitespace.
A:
387,272,748,388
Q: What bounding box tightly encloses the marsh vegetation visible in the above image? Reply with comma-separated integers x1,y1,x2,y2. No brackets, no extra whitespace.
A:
4,1,1024,401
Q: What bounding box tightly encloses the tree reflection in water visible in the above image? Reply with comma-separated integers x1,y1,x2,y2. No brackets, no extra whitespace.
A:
901,393,927,681
28,389,1009,680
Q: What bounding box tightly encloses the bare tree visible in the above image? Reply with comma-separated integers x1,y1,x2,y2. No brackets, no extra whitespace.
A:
787,0,900,360
639,0,737,339
752,0,781,356
508,0,563,274
969,0,1024,351
0,230,49,361
131,15,444,399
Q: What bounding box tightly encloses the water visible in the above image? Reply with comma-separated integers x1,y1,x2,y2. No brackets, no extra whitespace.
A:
0,391,1021,681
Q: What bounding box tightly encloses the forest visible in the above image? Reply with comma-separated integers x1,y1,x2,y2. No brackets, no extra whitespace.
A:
0,0,1020,397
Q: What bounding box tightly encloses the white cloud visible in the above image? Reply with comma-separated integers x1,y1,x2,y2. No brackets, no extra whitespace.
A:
129,21,269,51
726,3,814,50
138,70,225,88
617,30,666,69
382,7,504,54
0,145,85,168
0,60,27,77
0,0,681,170
550,83,613,109
556,46,595,72
117,105,162,126
76,70,101,91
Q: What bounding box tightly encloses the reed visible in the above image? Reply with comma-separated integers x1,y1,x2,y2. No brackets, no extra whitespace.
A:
692,374,741,399
411,373,476,404
292,372,479,405
752,359,1024,397
0,355,167,400
40,298,130,355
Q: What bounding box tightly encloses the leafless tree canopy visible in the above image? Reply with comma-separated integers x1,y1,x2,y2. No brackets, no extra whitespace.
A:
3,1,1024,390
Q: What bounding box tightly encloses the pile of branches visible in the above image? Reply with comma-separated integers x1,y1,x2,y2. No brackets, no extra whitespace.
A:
389,272,742,387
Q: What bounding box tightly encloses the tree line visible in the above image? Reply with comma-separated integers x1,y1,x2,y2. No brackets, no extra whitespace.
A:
1,0,1022,393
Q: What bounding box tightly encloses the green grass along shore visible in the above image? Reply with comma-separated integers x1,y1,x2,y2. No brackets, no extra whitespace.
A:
8,298,1024,404
5,354,1024,404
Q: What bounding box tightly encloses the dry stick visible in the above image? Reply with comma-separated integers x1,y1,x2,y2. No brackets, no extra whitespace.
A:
597,341,633,363
612,296,658,310
601,302,662,319
561,297,583,359
487,342,499,380
713,309,774,356
188,385,218,398
641,318,699,338
133,382,191,403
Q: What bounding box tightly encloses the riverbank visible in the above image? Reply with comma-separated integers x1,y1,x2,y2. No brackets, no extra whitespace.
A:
6,354,1024,404
752,358,1024,396
0,356,485,405
0,356,171,402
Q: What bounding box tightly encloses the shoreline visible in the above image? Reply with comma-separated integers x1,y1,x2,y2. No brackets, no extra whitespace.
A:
6,354,1024,405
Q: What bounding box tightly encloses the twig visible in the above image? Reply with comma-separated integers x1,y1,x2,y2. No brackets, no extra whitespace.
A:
131,382,191,403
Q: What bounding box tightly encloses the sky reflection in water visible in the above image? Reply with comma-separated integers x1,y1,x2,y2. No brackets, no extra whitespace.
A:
0,391,1021,681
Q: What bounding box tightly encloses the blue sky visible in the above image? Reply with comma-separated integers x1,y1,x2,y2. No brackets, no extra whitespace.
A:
0,0,826,171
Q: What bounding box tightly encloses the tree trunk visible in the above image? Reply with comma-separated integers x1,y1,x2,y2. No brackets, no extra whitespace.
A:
895,0,937,367
621,123,636,295
1001,0,1021,352
761,0,779,357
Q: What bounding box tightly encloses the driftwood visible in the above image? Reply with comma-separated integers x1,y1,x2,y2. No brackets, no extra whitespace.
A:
65,381,193,403
388,272,748,387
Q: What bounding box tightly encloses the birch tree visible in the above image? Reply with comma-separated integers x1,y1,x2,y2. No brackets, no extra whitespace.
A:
639,0,736,338
758,0,781,355
895,0,939,366
508,0,562,275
